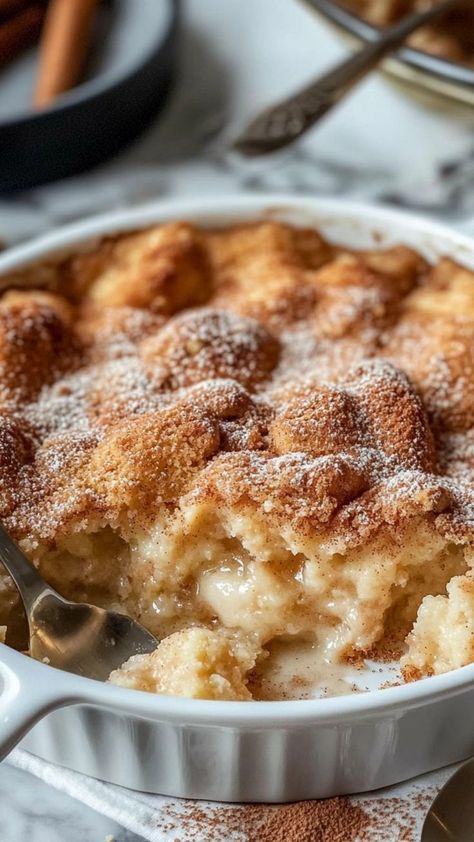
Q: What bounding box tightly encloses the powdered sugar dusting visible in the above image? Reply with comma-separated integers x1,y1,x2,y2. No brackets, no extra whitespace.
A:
0,220,473,557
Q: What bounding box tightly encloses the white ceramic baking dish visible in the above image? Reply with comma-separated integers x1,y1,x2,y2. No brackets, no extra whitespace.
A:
1,195,474,803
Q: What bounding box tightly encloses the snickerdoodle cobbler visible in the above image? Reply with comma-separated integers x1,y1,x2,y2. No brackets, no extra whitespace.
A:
1,219,474,700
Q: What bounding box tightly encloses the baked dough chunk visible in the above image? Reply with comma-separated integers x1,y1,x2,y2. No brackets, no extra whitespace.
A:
142,308,280,391
66,223,212,314
0,290,75,401
108,628,258,701
402,575,474,678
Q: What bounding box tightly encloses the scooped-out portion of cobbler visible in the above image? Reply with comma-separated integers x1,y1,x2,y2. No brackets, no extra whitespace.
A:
1,219,474,700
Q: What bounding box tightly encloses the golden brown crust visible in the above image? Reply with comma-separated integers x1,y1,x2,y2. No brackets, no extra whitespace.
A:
0,220,473,556
141,308,280,391
269,359,436,472
207,221,334,326
0,290,76,402
64,222,213,313
402,664,425,682
83,403,221,514
311,251,420,340
270,385,360,457
0,414,36,518
77,305,165,362
344,361,437,472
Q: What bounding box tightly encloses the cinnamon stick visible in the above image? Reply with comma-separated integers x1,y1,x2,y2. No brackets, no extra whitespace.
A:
33,0,99,109
0,3,45,69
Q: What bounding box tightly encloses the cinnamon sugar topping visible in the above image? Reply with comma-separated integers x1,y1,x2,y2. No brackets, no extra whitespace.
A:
0,220,473,545
1,220,474,689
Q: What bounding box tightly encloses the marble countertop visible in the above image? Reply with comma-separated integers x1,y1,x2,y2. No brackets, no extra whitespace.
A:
0,0,473,839
0,764,143,842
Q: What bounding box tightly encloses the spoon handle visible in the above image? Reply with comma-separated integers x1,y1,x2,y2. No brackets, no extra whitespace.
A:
0,522,50,614
234,0,459,155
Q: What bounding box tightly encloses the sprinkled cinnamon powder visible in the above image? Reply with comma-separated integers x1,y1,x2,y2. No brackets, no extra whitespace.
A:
159,797,370,841
251,799,370,841
157,780,441,841
2,222,474,552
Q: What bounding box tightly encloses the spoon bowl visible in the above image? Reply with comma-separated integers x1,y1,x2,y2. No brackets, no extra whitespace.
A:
30,590,158,680
0,523,158,681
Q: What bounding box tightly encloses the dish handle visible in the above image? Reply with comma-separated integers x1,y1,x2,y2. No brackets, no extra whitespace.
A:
0,644,86,761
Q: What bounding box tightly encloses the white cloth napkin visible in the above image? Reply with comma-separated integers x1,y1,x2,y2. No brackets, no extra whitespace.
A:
7,747,457,841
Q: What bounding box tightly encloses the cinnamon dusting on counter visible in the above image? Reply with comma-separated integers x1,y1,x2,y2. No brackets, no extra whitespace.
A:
158,781,440,841
160,797,370,841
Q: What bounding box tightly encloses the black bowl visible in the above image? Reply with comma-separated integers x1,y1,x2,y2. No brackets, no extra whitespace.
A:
0,0,178,191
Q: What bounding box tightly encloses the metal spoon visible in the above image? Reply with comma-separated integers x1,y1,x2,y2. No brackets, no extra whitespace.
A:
422,759,474,841
0,522,157,680
234,0,461,156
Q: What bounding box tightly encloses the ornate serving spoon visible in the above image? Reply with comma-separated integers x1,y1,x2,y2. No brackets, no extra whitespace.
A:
234,0,462,156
